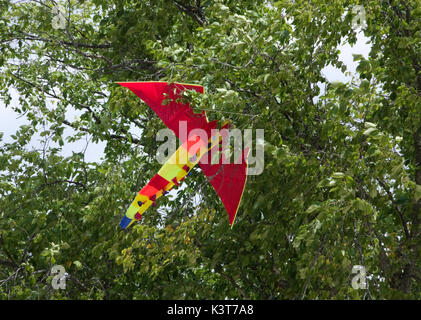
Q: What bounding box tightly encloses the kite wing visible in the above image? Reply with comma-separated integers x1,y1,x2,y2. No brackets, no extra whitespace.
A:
118,81,249,227
118,82,217,142
199,148,250,227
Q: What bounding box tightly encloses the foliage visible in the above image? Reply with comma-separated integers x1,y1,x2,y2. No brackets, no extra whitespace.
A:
0,0,420,299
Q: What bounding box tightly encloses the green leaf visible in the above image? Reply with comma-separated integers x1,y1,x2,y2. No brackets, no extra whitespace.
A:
306,204,321,214
363,127,377,136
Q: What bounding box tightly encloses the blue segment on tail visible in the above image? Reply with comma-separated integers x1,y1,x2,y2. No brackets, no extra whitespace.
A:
119,215,132,229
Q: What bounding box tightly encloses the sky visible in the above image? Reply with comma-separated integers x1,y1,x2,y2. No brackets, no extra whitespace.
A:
0,32,371,163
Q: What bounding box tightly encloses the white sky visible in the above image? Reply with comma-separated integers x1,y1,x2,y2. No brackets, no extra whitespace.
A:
0,32,371,163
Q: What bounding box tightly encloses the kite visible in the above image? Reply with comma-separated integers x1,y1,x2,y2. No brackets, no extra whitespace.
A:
118,81,250,229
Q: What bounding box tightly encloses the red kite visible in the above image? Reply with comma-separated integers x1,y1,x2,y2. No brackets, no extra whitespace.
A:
118,82,249,229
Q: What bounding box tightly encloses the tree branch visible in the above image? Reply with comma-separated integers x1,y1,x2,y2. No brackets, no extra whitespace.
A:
377,178,410,238
215,264,250,299
172,0,206,26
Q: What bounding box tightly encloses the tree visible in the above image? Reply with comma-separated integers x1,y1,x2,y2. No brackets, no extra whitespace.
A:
0,0,420,299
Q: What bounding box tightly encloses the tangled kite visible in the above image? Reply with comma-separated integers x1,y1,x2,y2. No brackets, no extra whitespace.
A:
118,82,249,229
